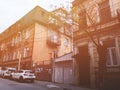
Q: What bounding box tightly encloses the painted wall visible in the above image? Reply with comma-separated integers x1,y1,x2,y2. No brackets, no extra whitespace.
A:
32,23,53,63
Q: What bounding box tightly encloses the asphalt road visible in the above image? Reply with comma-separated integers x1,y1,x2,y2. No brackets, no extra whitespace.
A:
0,78,61,90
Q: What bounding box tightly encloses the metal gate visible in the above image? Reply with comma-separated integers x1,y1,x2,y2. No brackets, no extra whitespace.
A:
35,60,52,81
54,61,73,84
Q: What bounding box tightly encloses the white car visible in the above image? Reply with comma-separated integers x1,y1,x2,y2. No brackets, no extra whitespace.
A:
12,70,36,83
0,67,2,77
0,67,16,78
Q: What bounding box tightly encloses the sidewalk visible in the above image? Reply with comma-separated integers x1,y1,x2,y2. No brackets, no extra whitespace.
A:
35,80,98,90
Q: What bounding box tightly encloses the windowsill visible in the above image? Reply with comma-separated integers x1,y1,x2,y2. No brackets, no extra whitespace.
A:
107,65,120,68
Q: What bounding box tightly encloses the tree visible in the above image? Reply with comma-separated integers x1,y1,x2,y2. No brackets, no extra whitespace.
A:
48,4,73,37
72,0,108,89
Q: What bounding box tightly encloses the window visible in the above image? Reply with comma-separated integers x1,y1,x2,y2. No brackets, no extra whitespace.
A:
23,47,29,57
78,9,87,29
106,47,118,66
59,27,64,33
25,30,30,39
13,51,16,60
15,36,18,44
53,35,58,43
99,0,111,23
24,48,27,57
6,53,8,61
53,50,58,58
12,38,15,46
3,55,5,62
19,32,22,42
109,0,120,17
48,30,59,43
64,38,69,47
1,44,3,50
9,53,13,61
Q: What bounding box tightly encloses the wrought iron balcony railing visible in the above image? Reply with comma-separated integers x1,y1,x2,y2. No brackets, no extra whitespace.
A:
47,36,61,48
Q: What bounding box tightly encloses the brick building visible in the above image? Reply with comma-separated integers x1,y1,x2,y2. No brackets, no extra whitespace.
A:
72,0,120,89
0,6,72,81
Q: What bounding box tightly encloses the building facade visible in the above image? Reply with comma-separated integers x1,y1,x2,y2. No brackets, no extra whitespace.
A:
72,0,120,89
53,52,73,84
48,8,74,84
0,6,72,81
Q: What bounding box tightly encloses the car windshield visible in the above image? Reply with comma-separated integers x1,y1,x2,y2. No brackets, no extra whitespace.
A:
8,70,16,72
19,71,23,73
25,71,33,73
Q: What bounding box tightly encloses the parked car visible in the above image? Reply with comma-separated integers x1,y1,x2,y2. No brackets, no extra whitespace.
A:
0,67,2,77
0,67,16,78
12,70,36,83
0,67,6,77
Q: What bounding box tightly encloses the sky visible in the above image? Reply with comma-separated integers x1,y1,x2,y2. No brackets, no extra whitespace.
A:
0,0,73,33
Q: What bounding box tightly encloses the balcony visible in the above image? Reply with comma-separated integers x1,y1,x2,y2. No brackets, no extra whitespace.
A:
47,36,61,48
74,16,120,40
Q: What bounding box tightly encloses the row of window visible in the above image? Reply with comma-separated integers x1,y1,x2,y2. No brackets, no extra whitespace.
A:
76,0,120,28
1,47,29,62
11,30,30,46
0,30,30,50
77,39,119,67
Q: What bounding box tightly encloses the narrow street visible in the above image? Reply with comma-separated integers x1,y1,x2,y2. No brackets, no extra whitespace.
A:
0,78,61,90
0,78,97,90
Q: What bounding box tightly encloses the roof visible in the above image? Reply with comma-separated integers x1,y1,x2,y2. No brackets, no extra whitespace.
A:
0,6,49,41
55,52,73,62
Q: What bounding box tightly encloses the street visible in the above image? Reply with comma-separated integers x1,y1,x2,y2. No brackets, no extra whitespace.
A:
0,77,96,90
0,78,61,90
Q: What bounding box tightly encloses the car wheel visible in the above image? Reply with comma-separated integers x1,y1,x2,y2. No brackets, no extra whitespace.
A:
2,74,5,78
19,77,23,82
9,75,12,80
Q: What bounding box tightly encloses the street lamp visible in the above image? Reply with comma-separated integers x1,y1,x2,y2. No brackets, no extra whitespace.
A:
18,32,22,71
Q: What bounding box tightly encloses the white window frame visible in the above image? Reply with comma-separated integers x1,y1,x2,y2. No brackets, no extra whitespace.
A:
109,0,120,17
25,30,30,39
53,35,58,43
15,36,18,44
23,47,29,57
107,47,119,66
63,38,69,47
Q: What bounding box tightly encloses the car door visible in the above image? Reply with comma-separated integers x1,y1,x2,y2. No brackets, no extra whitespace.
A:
13,71,18,79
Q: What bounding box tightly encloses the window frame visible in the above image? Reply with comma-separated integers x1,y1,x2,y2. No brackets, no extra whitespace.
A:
99,0,112,23
25,30,30,39
106,46,119,67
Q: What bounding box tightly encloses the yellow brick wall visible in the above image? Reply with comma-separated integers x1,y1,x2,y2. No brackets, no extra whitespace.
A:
58,35,72,56
32,23,72,63
32,23,56,63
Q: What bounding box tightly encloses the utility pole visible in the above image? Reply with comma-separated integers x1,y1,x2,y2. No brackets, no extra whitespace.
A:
18,32,22,71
